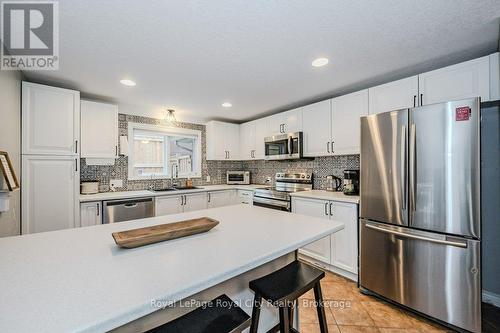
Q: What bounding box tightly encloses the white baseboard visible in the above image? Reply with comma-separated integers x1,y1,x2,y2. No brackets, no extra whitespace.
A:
483,290,500,307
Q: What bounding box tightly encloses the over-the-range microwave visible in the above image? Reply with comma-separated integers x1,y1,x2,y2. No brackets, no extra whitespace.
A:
264,131,303,160
227,171,251,185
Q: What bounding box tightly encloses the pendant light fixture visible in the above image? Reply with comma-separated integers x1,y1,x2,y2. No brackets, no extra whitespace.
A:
165,108,177,125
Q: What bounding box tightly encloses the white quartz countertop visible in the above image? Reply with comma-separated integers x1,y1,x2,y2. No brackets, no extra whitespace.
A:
0,205,343,333
290,190,360,204
79,184,268,202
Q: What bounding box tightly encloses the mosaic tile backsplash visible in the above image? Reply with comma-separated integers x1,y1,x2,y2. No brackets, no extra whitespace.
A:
80,114,359,192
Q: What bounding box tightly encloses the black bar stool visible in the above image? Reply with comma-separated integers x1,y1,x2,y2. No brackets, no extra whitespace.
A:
249,260,328,333
147,294,250,333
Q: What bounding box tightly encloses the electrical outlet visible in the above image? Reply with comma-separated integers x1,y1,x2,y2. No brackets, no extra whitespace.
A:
206,175,211,182
110,179,123,188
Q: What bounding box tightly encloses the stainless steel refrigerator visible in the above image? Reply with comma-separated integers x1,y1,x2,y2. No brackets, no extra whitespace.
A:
359,98,481,333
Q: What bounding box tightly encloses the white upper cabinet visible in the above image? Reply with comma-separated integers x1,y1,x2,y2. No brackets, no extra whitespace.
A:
22,82,80,156
264,107,303,135
282,107,303,133
80,100,118,158
419,55,490,105
206,121,240,160
239,121,255,160
22,155,79,234
331,89,368,155
302,100,332,157
253,117,269,159
369,76,419,114
266,113,284,135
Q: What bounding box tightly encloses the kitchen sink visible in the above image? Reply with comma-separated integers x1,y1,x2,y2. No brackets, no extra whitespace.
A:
150,188,177,192
174,186,202,190
149,186,202,192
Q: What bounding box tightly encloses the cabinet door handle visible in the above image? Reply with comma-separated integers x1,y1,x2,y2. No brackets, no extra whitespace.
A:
420,93,423,106
96,203,100,216
282,124,286,133
75,158,78,172
75,140,78,154
413,95,416,107
327,142,330,153
331,141,334,154
329,202,333,216
324,202,328,216
115,145,118,156
208,193,211,203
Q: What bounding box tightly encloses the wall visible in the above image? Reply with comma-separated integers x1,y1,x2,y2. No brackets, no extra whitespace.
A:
81,113,360,191
0,69,22,237
481,102,500,298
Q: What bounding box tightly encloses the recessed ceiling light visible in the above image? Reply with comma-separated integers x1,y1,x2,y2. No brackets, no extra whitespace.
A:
311,57,329,67
120,79,136,86
222,102,232,108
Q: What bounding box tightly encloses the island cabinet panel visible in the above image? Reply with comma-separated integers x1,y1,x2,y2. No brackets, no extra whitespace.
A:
207,190,235,209
80,201,102,227
182,192,208,212
368,76,419,114
292,197,359,279
330,202,358,274
302,100,332,157
293,197,331,264
419,55,490,105
80,100,118,158
22,82,80,156
155,195,183,216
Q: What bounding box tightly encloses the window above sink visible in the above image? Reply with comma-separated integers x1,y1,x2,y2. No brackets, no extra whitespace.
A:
127,123,202,180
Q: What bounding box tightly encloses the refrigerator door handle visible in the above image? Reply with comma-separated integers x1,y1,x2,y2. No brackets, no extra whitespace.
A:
401,125,407,211
409,123,416,223
365,223,468,248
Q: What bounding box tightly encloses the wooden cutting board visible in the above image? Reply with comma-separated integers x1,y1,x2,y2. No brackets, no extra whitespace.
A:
112,217,219,248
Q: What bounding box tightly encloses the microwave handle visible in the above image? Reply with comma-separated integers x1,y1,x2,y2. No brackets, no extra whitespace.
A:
288,136,292,155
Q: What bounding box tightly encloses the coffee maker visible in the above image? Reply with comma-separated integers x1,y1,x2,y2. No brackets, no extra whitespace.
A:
343,170,359,195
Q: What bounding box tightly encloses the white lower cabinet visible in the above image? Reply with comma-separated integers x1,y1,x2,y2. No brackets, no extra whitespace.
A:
292,197,358,280
155,195,183,216
22,155,79,234
183,192,208,212
207,190,235,209
293,198,331,263
155,192,208,216
80,202,102,227
237,190,253,205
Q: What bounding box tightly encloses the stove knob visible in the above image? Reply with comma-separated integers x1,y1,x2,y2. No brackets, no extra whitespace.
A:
301,174,305,178
306,175,310,179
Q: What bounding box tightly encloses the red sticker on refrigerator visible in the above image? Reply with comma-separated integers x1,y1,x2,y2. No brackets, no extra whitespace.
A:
455,107,471,121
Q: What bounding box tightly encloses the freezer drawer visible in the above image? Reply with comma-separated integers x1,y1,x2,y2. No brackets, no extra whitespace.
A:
359,219,481,333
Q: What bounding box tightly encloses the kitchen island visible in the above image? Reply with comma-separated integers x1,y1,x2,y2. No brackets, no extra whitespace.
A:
0,204,343,333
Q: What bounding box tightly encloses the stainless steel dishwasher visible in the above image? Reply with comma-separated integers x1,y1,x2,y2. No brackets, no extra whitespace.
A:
103,197,155,223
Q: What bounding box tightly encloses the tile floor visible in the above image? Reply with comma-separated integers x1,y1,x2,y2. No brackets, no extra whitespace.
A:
297,272,453,333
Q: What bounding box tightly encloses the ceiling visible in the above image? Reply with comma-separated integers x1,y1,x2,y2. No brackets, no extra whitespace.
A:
24,0,500,122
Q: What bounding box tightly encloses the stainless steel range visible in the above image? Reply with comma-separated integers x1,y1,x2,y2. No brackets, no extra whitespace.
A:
253,172,312,211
